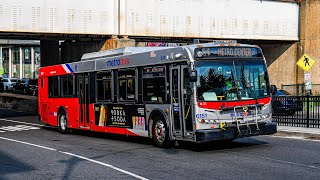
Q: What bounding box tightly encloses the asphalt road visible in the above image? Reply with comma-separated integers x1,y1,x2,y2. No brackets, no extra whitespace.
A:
0,109,320,180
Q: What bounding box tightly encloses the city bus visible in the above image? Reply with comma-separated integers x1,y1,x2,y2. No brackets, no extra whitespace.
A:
38,41,277,147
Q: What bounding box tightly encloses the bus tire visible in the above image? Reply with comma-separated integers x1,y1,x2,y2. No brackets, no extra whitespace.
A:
152,116,171,148
58,111,70,134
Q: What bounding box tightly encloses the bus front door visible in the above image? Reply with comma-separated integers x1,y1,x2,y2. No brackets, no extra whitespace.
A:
170,65,193,140
78,74,90,128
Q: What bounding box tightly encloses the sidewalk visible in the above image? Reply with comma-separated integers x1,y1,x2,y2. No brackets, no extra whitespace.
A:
276,126,320,139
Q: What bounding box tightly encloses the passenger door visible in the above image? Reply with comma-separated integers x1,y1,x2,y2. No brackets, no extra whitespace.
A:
77,74,90,128
170,65,193,139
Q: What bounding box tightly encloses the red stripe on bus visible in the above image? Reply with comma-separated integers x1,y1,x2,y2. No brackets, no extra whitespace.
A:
90,126,139,136
197,97,271,110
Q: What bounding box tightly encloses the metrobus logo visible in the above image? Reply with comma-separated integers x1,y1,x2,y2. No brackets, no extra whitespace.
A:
105,58,130,67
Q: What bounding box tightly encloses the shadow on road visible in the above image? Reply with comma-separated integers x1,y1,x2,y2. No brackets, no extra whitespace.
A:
41,125,268,152
0,108,36,118
174,138,268,152
0,150,35,178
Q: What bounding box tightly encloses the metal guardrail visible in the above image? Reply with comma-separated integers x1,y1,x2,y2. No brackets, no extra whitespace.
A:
272,96,320,128
281,84,320,96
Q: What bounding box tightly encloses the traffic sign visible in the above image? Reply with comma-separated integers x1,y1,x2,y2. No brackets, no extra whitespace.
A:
297,53,315,72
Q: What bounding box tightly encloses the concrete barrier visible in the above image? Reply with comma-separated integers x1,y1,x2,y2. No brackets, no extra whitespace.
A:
0,93,38,114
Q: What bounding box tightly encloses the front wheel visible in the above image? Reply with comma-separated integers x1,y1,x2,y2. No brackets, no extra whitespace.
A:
58,111,70,134
152,116,171,148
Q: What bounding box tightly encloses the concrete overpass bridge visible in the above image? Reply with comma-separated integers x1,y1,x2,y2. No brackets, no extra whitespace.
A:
0,0,299,40
0,0,303,87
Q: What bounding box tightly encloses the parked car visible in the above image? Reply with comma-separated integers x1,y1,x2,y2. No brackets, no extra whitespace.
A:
0,77,4,92
2,78,18,91
272,89,303,116
12,78,38,95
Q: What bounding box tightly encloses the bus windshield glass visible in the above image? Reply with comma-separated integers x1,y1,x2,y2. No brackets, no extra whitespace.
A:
196,60,270,101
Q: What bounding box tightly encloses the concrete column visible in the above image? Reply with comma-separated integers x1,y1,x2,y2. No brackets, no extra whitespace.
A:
260,42,297,88
31,47,35,79
60,40,106,63
8,48,11,78
20,47,23,78
40,40,59,67
299,0,320,94
0,47,2,78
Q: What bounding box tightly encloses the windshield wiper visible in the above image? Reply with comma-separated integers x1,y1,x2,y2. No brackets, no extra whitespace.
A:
220,62,239,109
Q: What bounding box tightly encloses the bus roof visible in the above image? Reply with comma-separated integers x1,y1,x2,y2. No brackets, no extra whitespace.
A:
81,46,174,61
39,42,262,77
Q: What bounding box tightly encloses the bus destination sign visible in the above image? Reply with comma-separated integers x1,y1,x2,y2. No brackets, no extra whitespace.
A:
195,47,262,58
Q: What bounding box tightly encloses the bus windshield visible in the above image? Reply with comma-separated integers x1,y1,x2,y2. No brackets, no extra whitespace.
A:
196,59,270,101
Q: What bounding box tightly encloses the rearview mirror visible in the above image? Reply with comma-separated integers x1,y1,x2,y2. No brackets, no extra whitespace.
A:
271,85,277,95
189,70,197,82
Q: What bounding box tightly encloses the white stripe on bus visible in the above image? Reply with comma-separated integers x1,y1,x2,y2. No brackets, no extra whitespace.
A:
62,64,71,73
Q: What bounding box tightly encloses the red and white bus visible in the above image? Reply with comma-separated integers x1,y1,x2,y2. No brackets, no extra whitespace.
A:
38,41,277,147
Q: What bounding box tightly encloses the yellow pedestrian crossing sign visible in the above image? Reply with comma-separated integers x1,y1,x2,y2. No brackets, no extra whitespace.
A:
297,54,315,72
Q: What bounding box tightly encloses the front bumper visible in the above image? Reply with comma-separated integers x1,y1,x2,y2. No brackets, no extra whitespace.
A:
195,122,277,143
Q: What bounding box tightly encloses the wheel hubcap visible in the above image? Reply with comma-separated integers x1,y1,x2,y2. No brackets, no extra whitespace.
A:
60,115,66,130
154,120,166,143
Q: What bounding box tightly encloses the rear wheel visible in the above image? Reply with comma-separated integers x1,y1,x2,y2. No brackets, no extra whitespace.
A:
58,111,70,134
152,116,171,148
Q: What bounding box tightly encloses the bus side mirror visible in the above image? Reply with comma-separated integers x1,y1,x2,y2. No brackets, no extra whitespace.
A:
271,85,277,95
189,70,197,82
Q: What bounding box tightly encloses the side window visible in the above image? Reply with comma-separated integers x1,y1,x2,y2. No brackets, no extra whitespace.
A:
40,78,43,88
118,69,136,101
48,76,59,97
96,71,112,101
142,66,166,102
3,79,8,82
61,75,74,97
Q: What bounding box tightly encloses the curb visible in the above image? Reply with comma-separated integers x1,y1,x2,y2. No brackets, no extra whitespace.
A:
275,130,320,138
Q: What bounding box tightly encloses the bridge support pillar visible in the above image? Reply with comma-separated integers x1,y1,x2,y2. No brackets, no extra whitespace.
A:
60,40,106,64
40,40,60,67
40,37,136,66
60,37,135,64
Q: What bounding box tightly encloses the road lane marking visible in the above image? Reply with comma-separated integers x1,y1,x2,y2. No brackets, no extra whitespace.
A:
0,118,44,127
0,136,56,151
61,151,148,180
0,136,148,180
